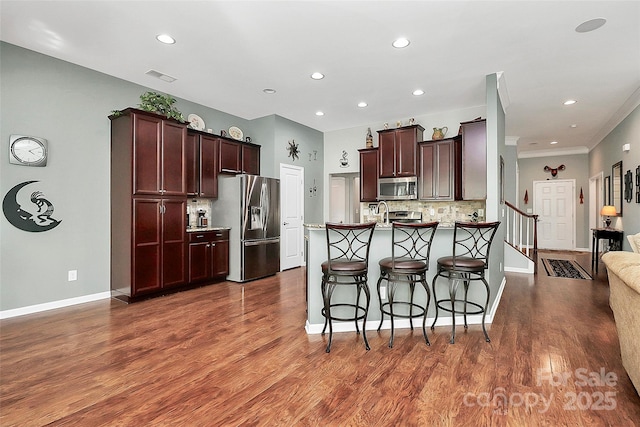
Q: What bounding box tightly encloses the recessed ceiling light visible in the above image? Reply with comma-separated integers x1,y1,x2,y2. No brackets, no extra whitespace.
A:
392,37,410,48
263,88,276,94
575,18,606,33
413,89,424,96
570,124,577,128
357,102,367,108
530,142,538,145
316,111,324,116
550,141,558,145
563,99,577,105
311,72,324,80
156,34,176,44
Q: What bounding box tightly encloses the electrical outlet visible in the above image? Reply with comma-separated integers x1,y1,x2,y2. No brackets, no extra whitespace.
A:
478,208,484,217
430,208,435,216
380,286,387,300
499,263,503,272
68,270,77,281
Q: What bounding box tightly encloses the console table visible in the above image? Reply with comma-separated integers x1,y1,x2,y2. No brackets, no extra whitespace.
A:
591,227,624,272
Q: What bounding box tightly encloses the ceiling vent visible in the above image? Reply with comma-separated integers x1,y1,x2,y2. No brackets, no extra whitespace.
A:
145,70,176,83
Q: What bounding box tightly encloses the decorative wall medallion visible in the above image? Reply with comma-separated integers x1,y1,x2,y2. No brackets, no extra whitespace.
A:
287,140,299,161
2,181,61,232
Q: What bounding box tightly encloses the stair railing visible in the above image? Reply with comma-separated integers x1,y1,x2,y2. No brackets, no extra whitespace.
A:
504,201,538,260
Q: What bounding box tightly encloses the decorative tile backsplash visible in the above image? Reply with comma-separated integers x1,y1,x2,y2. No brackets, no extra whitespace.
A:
187,198,213,228
361,200,486,226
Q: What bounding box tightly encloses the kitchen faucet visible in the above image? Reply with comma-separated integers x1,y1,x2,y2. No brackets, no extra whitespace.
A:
376,201,389,225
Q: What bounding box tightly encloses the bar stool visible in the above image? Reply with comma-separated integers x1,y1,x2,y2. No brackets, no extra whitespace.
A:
431,221,500,344
321,222,376,353
376,222,439,348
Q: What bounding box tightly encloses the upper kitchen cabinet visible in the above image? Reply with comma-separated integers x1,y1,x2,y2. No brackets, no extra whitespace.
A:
117,109,187,197
419,136,459,200
377,125,424,178
219,138,261,175
359,148,379,202
242,142,260,175
186,131,219,198
459,119,487,200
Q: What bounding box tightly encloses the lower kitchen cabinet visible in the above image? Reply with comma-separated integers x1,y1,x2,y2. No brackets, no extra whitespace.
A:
188,229,230,282
129,197,187,297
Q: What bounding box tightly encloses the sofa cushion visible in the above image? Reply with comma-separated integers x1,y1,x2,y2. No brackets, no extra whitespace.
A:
602,251,640,293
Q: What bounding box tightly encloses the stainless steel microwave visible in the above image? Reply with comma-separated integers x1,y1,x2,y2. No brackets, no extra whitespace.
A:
378,177,418,200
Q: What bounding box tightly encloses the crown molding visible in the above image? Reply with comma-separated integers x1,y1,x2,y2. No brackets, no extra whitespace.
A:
518,146,589,159
587,86,640,150
505,136,519,146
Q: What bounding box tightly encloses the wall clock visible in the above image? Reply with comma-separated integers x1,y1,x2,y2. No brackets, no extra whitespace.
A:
9,135,48,166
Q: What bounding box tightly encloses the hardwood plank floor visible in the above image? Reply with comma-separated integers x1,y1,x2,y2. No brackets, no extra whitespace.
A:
1,250,639,426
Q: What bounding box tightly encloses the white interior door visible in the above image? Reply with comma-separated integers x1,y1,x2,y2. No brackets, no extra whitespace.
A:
280,164,304,270
534,179,575,250
329,176,346,223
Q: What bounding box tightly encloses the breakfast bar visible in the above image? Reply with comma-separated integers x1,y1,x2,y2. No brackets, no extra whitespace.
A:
304,223,505,335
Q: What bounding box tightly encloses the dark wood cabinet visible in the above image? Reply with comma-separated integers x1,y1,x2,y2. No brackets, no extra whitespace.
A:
186,131,219,198
219,139,242,174
242,143,260,175
359,148,379,202
131,113,186,197
188,229,229,282
459,119,487,200
419,137,459,200
219,138,260,175
110,108,188,302
377,125,424,177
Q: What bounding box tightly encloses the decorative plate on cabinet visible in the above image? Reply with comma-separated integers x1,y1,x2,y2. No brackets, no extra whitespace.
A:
187,114,205,131
228,126,243,141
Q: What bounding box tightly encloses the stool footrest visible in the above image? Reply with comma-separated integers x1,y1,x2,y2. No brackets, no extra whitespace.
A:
322,303,367,322
434,299,484,316
380,301,426,319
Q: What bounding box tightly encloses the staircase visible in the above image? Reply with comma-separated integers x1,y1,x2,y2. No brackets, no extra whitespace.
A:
504,201,538,274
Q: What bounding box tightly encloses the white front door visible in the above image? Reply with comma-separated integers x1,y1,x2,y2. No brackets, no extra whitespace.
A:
280,164,304,270
534,179,575,250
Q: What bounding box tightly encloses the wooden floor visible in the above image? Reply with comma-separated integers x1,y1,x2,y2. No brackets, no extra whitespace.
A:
1,250,639,426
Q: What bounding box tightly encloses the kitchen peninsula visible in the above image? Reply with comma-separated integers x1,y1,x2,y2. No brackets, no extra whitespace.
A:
304,222,505,335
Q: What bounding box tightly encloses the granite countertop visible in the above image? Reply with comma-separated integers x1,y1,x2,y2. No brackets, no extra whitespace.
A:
304,223,454,229
186,226,231,232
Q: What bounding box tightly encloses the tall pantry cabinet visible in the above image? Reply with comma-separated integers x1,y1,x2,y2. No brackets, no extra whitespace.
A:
110,108,188,302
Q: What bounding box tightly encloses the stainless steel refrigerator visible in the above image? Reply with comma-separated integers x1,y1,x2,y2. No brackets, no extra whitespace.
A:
211,174,280,282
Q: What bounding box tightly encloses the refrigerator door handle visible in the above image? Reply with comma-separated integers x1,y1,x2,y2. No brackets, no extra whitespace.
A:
244,238,280,247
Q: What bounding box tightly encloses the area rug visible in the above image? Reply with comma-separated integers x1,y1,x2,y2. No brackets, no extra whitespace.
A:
542,258,592,280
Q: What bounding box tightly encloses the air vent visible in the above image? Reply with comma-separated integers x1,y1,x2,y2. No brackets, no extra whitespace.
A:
145,69,177,83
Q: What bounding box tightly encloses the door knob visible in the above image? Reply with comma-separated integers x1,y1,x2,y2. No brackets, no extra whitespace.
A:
283,222,289,225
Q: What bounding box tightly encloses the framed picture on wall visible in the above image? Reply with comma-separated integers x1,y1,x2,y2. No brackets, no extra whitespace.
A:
604,175,610,205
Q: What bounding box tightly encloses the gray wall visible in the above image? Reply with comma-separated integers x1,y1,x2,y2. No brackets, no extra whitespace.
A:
0,42,323,311
589,104,640,250
273,115,324,224
518,153,590,249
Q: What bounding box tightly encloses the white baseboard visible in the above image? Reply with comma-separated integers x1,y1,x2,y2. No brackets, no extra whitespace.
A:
0,292,111,320
305,276,507,335
305,313,494,335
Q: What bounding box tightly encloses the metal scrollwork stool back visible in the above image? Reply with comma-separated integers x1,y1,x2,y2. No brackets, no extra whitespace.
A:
431,221,500,344
376,222,439,347
321,222,376,353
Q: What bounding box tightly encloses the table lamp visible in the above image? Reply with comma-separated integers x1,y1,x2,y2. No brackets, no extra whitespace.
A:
600,205,617,227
